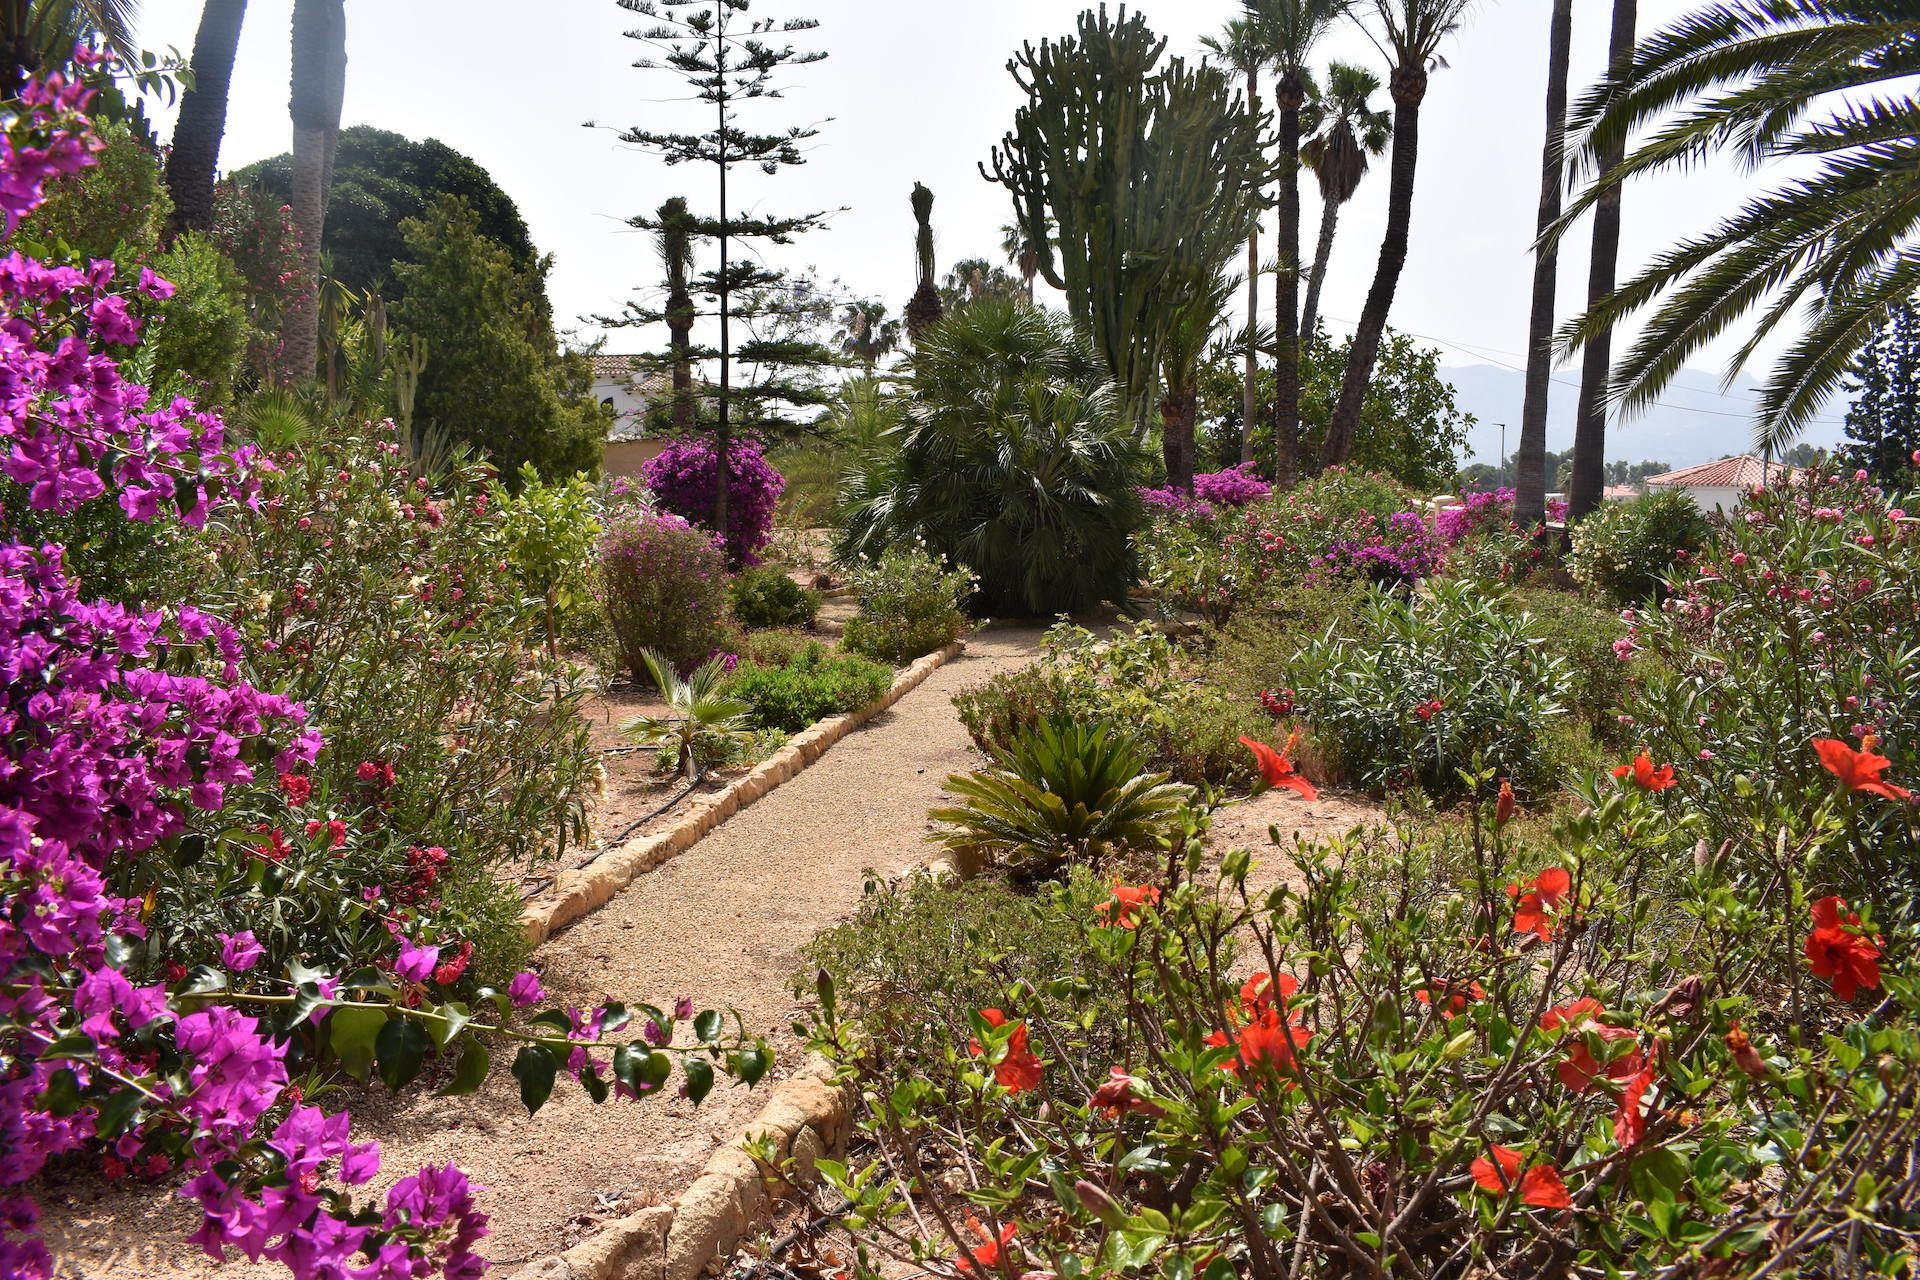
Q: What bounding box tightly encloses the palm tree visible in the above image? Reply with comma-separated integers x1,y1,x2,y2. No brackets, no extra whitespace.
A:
834,299,902,371
282,0,345,387
164,0,248,243
1202,16,1271,465
1514,0,1574,527
1298,59,1391,348
654,195,698,433
1568,0,1636,521
905,182,944,340
1160,270,1240,491
1555,1,1920,465
1,0,139,94
1246,0,1348,488
621,649,751,784
1321,0,1475,469
999,219,1042,305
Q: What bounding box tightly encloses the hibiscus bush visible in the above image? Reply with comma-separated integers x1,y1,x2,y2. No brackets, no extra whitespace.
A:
642,435,784,566
791,758,1920,1280
1622,469,1920,909
1290,579,1569,799
0,71,761,1280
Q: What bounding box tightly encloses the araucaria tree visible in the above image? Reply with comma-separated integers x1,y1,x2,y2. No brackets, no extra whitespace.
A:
610,0,828,546
905,182,943,340
1555,0,1920,462
985,6,1266,488
1321,0,1473,469
1843,303,1920,487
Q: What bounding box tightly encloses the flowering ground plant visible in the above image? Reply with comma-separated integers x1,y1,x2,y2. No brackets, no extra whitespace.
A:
793,759,1920,1280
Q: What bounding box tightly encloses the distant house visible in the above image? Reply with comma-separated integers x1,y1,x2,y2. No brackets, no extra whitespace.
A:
589,354,672,479
1602,484,1641,503
1644,454,1803,514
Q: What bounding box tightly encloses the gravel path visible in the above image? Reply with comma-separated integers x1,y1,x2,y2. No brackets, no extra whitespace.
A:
39,625,1048,1278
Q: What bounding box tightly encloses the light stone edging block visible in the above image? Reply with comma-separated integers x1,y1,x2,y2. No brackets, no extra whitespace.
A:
520,638,968,947
508,1055,852,1280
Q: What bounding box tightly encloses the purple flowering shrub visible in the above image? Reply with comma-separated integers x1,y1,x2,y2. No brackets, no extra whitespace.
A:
0,70,760,1279
598,508,730,681
1434,487,1571,546
642,437,784,566
1312,509,1445,589
1138,464,1272,516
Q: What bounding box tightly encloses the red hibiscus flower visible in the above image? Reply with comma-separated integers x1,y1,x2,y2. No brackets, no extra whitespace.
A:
1814,738,1912,801
1613,1062,1656,1147
1470,1146,1573,1209
1090,1066,1165,1119
1240,970,1299,1016
1506,867,1571,940
1804,895,1882,1000
1612,753,1676,791
1235,1005,1312,1073
1240,733,1319,801
1414,698,1445,722
969,1008,1043,1094
1096,881,1161,929
955,1213,1016,1274
1542,997,1644,1092
1414,978,1485,1019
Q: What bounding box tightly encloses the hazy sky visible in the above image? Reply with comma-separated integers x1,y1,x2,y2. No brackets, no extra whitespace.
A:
133,0,1846,438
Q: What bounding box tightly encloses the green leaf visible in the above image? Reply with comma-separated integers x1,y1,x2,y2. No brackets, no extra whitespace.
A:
683,1057,716,1103
436,1039,490,1097
513,1044,559,1114
376,1016,433,1092
37,1034,96,1063
40,1068,82,1116
432,1002,472,1049
693,1010,723,1044
94,1088,143,1138
327,1005,388,1082
180,965,228,996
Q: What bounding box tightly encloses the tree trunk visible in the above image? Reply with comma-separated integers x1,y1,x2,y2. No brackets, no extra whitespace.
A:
1515,0,1575,527
1569,0,1637,522
1323,70,1424,469
1298,197,1341,354
1161,384,1197,493
282,0,345,388
1273,79,1304,488
667,287,695,435
164,0,249,243
1241,62,1261,467
1,3,36,99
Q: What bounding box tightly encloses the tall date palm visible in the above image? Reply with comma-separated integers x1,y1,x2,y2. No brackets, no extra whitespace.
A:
1514,0,1574,527
1555,0,1920,460
282,0,345,387
654,195,699,433
1202,16,1271,465
1298,59,1390,349
164,0,248,242
1321,0,1474,470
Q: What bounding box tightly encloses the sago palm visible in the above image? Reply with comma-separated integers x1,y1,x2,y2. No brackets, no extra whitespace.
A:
1553,0,1920,458
835,299,1146,617
1298,59,1391,347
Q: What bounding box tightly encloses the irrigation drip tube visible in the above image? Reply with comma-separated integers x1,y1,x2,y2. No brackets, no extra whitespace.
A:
517,775,701,901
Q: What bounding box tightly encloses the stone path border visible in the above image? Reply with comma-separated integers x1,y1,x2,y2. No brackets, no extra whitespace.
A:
519,638,970,947
510,1055,851,1280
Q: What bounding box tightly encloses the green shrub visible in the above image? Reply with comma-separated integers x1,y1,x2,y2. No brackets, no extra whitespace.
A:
1203,581,1363,704
1292,579,1568,799
148,232,249,405
1494,587,1638,745
1570,489,1713,605
841,546,972,664
735,627,817,669
729,564,821,630
598,510,729,681
929,717,1193,874
494,463,603,656
727,642,894,732
954,622,1265,789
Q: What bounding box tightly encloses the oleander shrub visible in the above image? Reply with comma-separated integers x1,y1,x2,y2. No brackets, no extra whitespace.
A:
841,546,972,664
1291,579,1568,799
1571,489,1713,605
729,564,821,630
727,641,893,733
1496,587,1639,745
599,508,730,680
643,435,785,566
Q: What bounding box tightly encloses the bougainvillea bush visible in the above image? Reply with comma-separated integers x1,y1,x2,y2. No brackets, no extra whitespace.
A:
1137,463,1272,516
641,436,784,566
598,507,730,680
798,747,1920,1279
0,70,759,1279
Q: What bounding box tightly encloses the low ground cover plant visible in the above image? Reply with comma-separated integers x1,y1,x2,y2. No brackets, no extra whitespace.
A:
841,545,972,664
727,641,893,733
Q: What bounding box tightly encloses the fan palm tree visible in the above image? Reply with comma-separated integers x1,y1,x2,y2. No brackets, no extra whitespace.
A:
1298,59,1391,348
1160,269,1240,490
654,195,699,433
1554,0,1920,467
1202,16,1272,465
164,0,248,242
1514,0,1575,527
906,182,944,340
1568,0,1636,521
1,0,139,94
834,299,902,371
1245,0,1349,488
1321,0,1475,469
621,649,751,785
999,219,1043,305
282,0,345,387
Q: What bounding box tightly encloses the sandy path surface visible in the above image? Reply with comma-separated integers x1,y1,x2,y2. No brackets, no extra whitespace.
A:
39,624,1049,1278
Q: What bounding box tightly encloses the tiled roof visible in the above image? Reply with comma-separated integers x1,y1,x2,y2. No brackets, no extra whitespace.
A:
1602,484,1641,501
587,353,642,382
1645,455,1802,489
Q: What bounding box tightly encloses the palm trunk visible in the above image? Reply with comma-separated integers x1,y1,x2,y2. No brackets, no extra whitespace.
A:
1569,0,1637,522
1241,62,1261,467
1273,79,1304,488
1,3,36,98
164,0,249,244
1515,0,1575,527
1323,70,1424,469
1298,198,1341,353
1161,383,1198,493
282,0,345,387
667,284,695,434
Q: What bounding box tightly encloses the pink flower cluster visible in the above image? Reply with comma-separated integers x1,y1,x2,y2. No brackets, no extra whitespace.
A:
641,437,784,566
1139,464,1273,515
